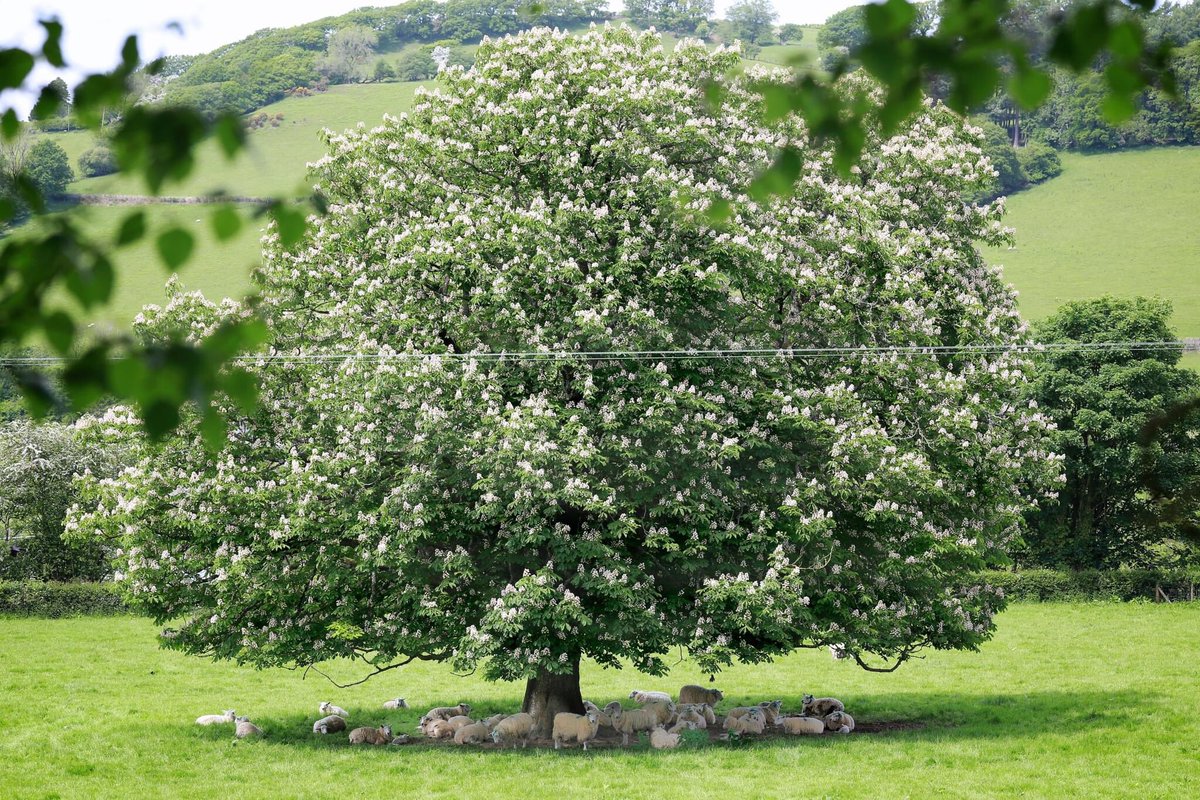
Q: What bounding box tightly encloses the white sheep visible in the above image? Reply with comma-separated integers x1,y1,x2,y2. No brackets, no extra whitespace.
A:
678,685,724,706
425,703,471,721
802,694,844,717
313,714,347,734
490,712,535,748
424,719,456,739
726,701,783,725
610,705,660,746
780,716,825,735
552,711,600,751
824,710,855,734
383,697,409,710
444,715,475,733
584,700,622,728
349,724,393,745
629,689,673,704
234,716,263,738
651,723,692,749
482,713,508,728
644,699,675,725
671,707,707,730
195,709,236,726
454,721,493,745
723,708,765,735
319,701,349,719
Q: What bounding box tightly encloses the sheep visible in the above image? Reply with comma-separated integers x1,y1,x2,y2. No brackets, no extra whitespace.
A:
195,709,236,726
671,707,707,730
802,694,845,718
383,697,409,710
552,711,600,751
454,721,493,745
349,724,393,745
674,703,716,726
313,714,348,734
389,734,412,745
824,710,855,734
629,689,673,704
584,701,622,728
610,705,660,746
490,713,535,748
482,713,508,728
726,701,783,725
445,715,476,733
651,722,693,749
723,710,765,735
644,699,675,725
319,701,349,719
425,719,456,739
780,716,825,735
234,716,263,738
679,685,724,707
424,703,471,723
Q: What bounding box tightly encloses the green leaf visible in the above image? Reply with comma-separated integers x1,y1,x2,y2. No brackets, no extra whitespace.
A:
115,211,147,246
211,205,242,241
1,109,19,141
707,198,732,225
199,410,228,451
0,48,35,91
107,357,148,397
62,346,110,410
30,83,67,121
141,400,181,441
120,35,139,72
270,204,307,249
213,114,246,159
156,228,195,269
40,20,65,67
1108,21,1143,61
1009,68,1052,109
43,311,75,354
12,370,56,419
1101,92,1137,124
864,0,916,38
223,369,260,414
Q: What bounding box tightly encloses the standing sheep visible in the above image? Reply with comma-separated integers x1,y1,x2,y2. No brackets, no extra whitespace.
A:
678,685,724,707
454,721,493,745
780,716,825,735
383,697,409,710
234,716,263,738
802,695,845,717
552,711,600,751
195,709,236,726
319,701,350,719
349,724,393,745
824,710,855,734
313,714,348,734
629,690,672,704
610,706,660,746
584,701,622,728
490,713,535,748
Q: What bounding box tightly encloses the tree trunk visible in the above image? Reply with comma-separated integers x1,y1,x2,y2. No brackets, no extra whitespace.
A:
522,659,585,738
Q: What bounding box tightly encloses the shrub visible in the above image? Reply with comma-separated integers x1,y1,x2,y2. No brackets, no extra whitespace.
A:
77,144,118,177
0,581,128,617
979,569,1200,602
1016,141,1063,185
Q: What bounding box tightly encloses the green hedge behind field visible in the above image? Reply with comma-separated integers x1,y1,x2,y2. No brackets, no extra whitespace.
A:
980,569,1200,602
0,581,129,617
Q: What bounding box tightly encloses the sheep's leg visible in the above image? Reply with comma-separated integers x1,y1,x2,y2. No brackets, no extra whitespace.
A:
554,737,561,750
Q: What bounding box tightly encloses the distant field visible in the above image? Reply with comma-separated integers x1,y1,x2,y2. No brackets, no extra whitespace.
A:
985,147,1200,337
0,603,1196,799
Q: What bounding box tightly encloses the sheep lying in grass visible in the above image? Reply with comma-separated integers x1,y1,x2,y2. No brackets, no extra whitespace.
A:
824,711,855,734
454,721,493,745
645,699,675,725
445,715,475,733
319,702,349,719
313,714,348,734
652,721,695,749
802,695,844,718
726,701,783,726
383,698,409,710
482,713,507,728
678,685,724,707
629,689,672,704
723,708,766,735
674,703,716,727
780,716,825,735
490,713,535,748
610,705,660,746
195,710,236,726
671,707,707,730
552,711,600,751
424,703,471,722
234,716,263,738
389,734,412,746
349,724,392,745
424,719,456,739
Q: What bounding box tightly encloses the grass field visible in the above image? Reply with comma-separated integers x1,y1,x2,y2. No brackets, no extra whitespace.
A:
985,147,1200,337
0,602,1196,799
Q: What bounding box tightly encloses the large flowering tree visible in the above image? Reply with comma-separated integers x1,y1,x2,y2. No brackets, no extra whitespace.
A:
71,26,1060,731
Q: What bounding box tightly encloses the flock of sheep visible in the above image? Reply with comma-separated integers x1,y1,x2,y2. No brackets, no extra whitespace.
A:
195,687,855,751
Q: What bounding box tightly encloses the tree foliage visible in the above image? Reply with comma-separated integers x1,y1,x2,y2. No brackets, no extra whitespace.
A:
1023,297,1200,569
623,0,714,33
72,30,1059,711
726,0,778,45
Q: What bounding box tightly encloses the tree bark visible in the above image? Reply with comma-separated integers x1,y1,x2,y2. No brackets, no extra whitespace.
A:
522,659,585,738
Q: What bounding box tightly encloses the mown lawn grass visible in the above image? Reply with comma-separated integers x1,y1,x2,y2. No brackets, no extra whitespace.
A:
1,602,1196,799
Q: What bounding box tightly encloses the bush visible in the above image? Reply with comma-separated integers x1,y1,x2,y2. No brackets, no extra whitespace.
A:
78,144,118,177
0,581,128,617
979,569,1200,602
1016,141,1062,185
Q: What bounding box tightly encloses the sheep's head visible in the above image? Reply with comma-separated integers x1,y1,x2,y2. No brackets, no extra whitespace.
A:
236,715,250,722
490,728,501,743
603,701,622,714
802,694,815,706
381,724,393,737
712,690,724,701
396,698,409,708
320,702,332,714
586,711,599,726
223,709,236,719
459,703,472,715
628,690,640,699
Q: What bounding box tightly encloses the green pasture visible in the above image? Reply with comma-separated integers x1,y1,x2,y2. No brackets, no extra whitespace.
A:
0,602,1196,799
986,146,1200,337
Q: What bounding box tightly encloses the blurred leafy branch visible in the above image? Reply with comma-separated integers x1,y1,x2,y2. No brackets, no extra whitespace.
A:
0,22,319,445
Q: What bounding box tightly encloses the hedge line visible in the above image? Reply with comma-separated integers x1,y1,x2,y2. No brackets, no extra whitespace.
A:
0,581,130,617
980,569,1200,602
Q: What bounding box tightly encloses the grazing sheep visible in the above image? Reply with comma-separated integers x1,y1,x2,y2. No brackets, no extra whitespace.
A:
445,715,475,733
425,719,456,739
490,713,535,748
424,703,472,723
349,724,393,745
313,714,348,734
319,702,349,719
780,716,825,735
629,690,673,704
454,721,493,745
651,723,692,749
234,716,263,738
679,685,724,707
723,710,765,735
610,706,660,746
383,697,409,710
552,711,600,751
195,709,236,726
824,710,855,734
802,695,844,717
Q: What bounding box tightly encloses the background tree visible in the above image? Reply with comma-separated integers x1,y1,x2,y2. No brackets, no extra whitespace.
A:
73,27,1058,735
317,25,379,83
25,139,73,196
624,0,714,33
778,23,805,44
1022,297,1200,569
726,0,778,45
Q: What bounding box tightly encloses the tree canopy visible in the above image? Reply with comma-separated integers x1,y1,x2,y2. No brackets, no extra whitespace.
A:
72,27,1060,729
